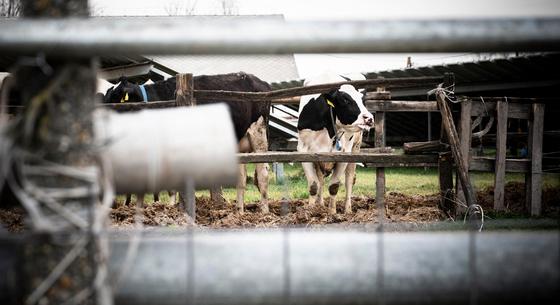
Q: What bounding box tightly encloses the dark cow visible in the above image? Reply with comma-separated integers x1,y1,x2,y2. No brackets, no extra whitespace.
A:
104,72,271,213
297,73,374,214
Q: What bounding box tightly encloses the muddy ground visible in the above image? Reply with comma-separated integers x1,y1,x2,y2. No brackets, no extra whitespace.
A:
1,182,559,233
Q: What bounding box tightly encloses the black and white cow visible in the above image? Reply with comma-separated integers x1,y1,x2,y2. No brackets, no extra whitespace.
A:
104,72,271,213
297,73,374,214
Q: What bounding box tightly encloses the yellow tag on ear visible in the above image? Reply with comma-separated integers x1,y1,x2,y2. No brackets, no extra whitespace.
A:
326,99,335,108
120,92,129,103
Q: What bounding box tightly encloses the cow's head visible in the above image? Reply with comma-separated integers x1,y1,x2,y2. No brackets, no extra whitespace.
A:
104,77,142,103
323,84,374,131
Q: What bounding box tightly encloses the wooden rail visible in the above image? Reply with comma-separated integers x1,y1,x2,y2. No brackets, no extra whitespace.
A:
101,76,443,110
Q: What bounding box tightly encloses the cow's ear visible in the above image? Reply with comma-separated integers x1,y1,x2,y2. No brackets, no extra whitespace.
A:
104,87,114,102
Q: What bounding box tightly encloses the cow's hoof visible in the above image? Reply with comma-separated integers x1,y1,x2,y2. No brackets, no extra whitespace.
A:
261,204,270,214
344,206,352,214
328,207,337,215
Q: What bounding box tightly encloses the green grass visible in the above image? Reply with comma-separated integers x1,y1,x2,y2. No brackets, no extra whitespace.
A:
117,164,560,205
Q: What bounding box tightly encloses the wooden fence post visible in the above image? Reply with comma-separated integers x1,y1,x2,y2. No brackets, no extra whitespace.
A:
436,81,478,209
175,73,204,217
525,103,545,216
373,87,389,221
15,1,112,304
439,152,454,215
456,98,472,213
494,99,509,211
176,73,195,107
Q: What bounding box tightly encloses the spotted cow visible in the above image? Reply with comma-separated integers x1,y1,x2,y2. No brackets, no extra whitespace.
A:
297,73,374,214
104,72,271,213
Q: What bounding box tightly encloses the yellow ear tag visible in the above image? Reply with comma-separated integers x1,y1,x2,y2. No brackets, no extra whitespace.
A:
120,92,129,103
326,99,335,108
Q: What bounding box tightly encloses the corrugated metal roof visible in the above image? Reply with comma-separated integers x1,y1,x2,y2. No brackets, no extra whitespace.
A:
271,53,560,98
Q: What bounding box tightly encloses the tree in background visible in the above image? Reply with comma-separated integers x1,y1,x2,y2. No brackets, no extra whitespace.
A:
217,0,238,15
165,0,198,16
0,0,20,17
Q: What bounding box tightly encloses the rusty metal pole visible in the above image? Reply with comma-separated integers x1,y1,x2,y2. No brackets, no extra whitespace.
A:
13,1,112,304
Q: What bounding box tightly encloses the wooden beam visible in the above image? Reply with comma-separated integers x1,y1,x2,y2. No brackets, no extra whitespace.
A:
365,100,439,112
436,88,478,208
193,76,442,102
102,100,175,111
374,109,387,221
404,141,449,154
469,99,530,119
456,99,472,212
470,157,529,173
176,73,195,107
526,103,545,216
439,152,455,215
237,152,437,165
494,100,509,211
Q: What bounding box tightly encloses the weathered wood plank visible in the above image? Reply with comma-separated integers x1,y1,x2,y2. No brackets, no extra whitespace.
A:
469,100,530,119
494,100,508,211
526,103,545,216
102,100,175,111
436,89,478,208
374,112,386,148
404,141,449,154
374,109,387,220
439,152,455,215
237,152,437,165
194,76,442,102
365,100,439,112
470,157,529,173
176,73,195,107
456,99,472,212
237,152,537,173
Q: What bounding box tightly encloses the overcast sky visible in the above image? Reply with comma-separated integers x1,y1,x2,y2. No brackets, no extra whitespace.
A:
91,0,560,78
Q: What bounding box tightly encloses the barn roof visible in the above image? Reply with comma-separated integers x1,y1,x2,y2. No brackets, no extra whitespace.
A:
271,52,560,99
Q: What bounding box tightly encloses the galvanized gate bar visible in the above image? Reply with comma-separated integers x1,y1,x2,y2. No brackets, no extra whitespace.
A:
2,231,558,305
1,18,560,55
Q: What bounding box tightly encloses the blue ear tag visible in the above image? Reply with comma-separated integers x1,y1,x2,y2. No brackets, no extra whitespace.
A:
335,139,342,151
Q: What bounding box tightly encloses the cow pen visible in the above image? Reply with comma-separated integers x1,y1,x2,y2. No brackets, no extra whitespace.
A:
104,72,552,218
1,4,560,305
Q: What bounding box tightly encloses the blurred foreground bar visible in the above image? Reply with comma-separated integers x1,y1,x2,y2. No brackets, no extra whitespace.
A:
1,230,558,304
0,18,559,56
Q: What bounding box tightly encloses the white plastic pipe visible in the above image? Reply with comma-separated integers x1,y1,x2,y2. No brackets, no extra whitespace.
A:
94,104,238,193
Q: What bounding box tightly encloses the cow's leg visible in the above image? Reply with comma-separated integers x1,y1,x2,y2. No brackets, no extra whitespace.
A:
153,192,159,203
236,163,247,213
135,193,144,209
246,116,270,213
125,194,132,206
344,132,362,214
344,163,357,214
168,191,176,205
254,163,269,213
328,162,348,215
302,162,320,206
314,166,325,206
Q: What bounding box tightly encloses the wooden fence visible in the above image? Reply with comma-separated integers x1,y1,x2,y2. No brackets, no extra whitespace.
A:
104,73,550,216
